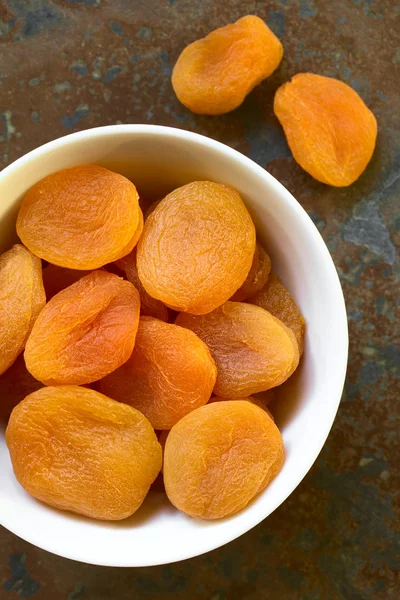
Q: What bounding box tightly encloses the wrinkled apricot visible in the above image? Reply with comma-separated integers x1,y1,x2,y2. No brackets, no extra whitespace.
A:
176,301,299,398
116,249,169,322
231,242,271,301
17,165,140,269
42,264,92,299
164,400,284,519
25,271,140,385
6,386,161,520
0,245,46,375
250,272,306,355
99,316,217,430
208,395,274,421
0,354,42,421
274,73,377,186
137,181,256,315
172,15,283,115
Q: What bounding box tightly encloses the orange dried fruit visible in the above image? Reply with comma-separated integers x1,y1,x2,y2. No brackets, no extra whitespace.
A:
25,271,140,385
116,249,169,322
6,385,162,520
17,165,140,269
164,400,284,519
176,301,299,398
231,242,271,301
0,354,42,421
137,181,256,315
0,244,45,375
172,15,283,115
250,272,305,355
274,73,377,186
99,316,217,430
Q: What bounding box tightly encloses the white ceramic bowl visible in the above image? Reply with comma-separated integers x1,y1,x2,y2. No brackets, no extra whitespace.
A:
0,125,348,567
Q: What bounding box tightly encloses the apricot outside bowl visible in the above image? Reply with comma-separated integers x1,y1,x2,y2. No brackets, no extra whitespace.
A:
0,125,348,567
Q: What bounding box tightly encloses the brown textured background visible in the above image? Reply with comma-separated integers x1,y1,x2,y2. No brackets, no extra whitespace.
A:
0,1,399,598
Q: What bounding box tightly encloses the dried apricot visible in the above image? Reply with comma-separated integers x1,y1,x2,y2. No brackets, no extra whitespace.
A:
99,316,217,430
250,272,305,355
274,73,377,186
0,354,42,421
172,15,283,115
176,301,299,398
137,181,256,315
0,245,46,375
116,249,169,321
25,271,140,385
17,165,140,269
164,400,284,519
6,386,161,520
231,242,271,301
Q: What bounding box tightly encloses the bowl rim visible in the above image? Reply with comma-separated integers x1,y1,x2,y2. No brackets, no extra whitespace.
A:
0,124,348,567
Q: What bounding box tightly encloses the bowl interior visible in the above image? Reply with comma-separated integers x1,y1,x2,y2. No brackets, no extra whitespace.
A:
0,125,347,567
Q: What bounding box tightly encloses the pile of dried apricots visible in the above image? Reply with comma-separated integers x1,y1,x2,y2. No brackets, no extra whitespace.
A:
1,13,377,522
2,165,303,521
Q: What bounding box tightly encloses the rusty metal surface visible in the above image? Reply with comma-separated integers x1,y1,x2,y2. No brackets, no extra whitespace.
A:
0,1,399,598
